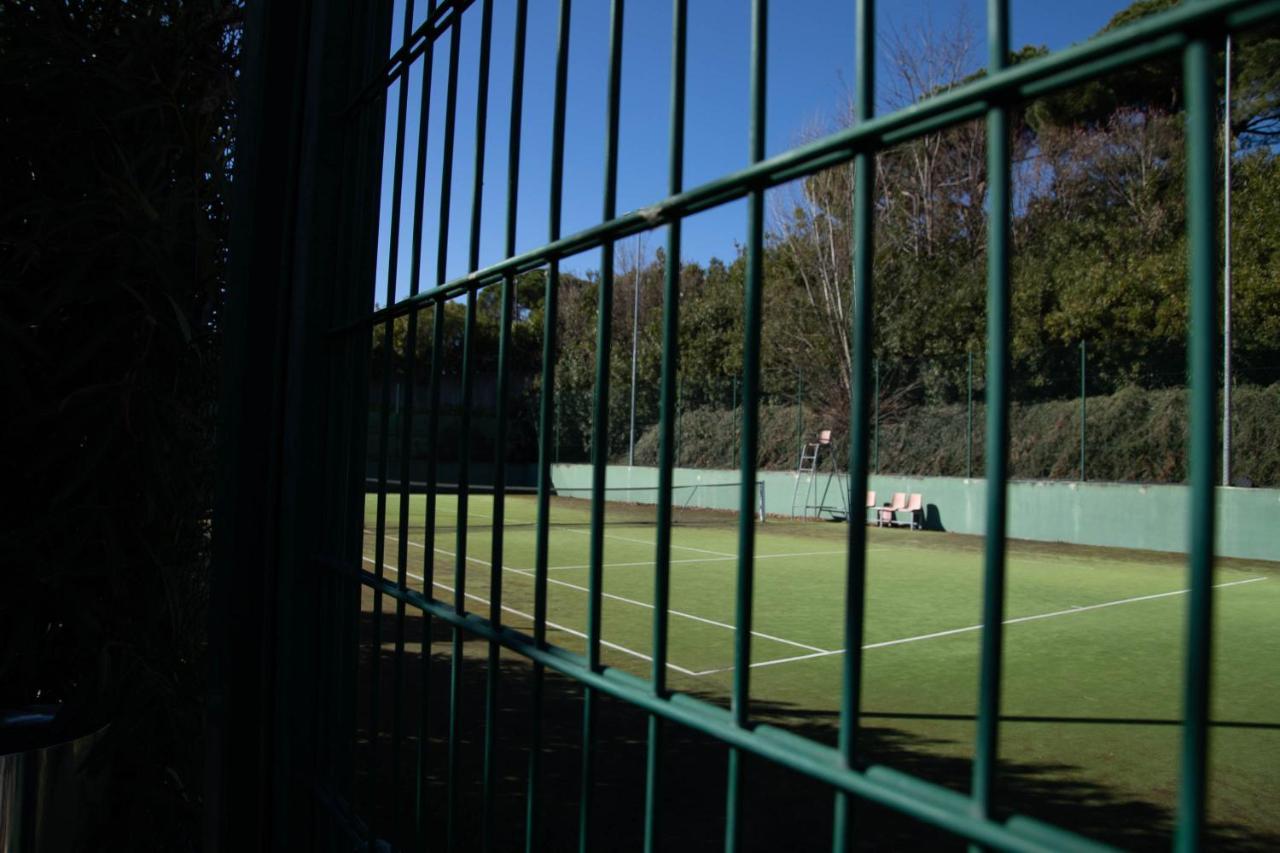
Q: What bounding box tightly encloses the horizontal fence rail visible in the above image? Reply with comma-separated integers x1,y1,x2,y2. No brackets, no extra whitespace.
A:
321,0,1280,849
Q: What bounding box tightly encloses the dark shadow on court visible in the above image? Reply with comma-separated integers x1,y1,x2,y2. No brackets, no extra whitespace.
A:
348,609,1279,852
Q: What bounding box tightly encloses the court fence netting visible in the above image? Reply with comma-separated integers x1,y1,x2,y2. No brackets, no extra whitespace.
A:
208,0,1273,850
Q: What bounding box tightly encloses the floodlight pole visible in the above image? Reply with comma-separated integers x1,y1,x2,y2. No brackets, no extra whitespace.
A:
1222,34,1232,487
628,236,641,466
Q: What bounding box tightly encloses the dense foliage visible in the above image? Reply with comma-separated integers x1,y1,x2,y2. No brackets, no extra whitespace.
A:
0,2,239,848
371,7,1278,485
635,384,1280,486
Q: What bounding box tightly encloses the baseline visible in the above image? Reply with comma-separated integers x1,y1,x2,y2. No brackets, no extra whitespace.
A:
690,575,1269,676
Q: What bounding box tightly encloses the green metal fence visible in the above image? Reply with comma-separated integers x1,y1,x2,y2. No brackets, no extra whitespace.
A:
214,0,1280,849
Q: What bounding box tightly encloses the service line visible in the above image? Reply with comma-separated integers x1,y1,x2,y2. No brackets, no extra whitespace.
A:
384,534,831,654
690,576,1270,676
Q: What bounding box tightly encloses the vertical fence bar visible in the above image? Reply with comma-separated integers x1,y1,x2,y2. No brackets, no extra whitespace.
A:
1175,19,1220,851
448,288,476,853
580,4,625,850
449,0,495,840
481,2,527,849
428,12,464,849
329,1,1270,849
527,2,572,848
971,0,1011,833
396,9,439,842
467,0,495,279
417,301,445,844
368,2,417,843
726,1,766,848
833,0,875,847
1079,340,1086,482
644,2,686,850
967,351,973,479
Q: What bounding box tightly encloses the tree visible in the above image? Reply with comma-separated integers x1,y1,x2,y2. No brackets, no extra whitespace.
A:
0,1,240,847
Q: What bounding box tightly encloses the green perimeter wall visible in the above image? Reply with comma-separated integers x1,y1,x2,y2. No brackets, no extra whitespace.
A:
550,464,1279,562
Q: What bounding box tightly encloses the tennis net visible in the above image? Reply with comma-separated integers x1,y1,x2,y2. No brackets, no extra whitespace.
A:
363,479,766,530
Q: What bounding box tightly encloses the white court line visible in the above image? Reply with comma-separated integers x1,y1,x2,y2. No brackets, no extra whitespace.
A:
547,549,855,572
689,576,1269,676
363,556,701,677
385,534,831,654
564,528,736,557
408,507,875,565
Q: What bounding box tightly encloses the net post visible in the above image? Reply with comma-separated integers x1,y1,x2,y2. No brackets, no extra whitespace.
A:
1174,17,1220,851
971,0,1011,835
727,1,767,848
833,0,875,846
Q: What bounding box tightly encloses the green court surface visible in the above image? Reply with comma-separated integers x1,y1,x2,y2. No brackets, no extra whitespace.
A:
362,491,1280,842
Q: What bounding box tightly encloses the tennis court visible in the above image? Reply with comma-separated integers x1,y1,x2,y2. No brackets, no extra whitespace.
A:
361,489,1280,842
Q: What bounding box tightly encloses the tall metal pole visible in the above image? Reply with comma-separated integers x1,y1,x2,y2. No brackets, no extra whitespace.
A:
629,236,641,466
796,367,804,463
1222,34,1232,487
873,358,880,474
731,375,738,469
676,377,682,468
967,351,973,479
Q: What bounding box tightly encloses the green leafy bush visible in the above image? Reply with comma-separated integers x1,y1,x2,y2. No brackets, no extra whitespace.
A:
0,3,239,849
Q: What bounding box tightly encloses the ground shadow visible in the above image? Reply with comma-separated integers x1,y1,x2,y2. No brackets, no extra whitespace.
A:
346,609,1278,852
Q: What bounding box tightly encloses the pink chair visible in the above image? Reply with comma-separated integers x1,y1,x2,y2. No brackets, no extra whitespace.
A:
865,490,876,524
879,492,906,526
904,493,924,529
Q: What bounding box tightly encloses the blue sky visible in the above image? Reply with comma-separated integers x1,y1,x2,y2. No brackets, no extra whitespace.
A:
374,0,1136,306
